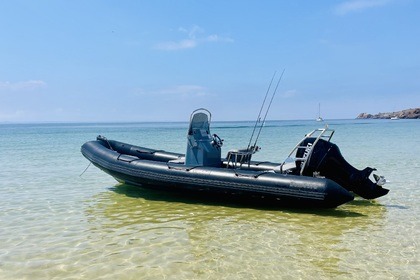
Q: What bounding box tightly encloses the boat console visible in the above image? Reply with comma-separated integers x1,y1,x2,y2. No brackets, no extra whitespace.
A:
185,108,223,167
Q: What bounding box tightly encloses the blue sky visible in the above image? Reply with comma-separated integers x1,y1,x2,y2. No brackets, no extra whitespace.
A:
1,0,419,122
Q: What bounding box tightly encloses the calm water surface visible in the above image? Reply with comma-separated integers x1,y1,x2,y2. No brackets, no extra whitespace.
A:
0,119,419,279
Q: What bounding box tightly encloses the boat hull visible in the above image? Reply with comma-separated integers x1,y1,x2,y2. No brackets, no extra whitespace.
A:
81,139,354,208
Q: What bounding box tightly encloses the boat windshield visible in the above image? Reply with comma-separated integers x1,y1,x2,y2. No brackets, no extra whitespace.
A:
188,108,211,135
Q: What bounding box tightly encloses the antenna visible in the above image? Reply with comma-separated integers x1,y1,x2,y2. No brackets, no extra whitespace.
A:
247,69,285,151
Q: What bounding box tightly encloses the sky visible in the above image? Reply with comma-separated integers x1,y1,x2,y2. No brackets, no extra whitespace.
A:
1,0,419,122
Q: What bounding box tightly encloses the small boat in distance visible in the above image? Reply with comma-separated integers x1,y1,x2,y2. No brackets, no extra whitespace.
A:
316,103,323,122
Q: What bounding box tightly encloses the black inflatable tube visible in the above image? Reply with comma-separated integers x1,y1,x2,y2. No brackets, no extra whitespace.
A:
81,139,354,208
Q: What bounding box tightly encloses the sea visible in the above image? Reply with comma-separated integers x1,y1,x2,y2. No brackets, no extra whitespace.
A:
0,119,419,279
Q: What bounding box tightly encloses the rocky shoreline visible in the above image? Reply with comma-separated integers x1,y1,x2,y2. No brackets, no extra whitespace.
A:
357,108,420,119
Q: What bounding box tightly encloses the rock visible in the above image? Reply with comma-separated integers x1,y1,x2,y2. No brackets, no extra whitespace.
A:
356,108,420,119
357,113,373,119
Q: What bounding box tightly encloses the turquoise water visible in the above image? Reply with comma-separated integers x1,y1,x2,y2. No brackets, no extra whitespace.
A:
0,119,419,279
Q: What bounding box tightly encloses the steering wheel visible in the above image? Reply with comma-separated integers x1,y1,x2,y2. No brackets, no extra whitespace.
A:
211,134,224,148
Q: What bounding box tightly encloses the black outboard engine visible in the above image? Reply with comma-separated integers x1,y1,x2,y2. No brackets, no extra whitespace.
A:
185,108,223,167
296,138,389,199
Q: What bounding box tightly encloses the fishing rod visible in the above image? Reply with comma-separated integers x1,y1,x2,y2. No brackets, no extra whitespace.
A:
248,69,285,152
247,71,277,150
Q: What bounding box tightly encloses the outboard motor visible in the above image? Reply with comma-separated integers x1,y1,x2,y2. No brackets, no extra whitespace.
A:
297,137,389,199
185,108,223,167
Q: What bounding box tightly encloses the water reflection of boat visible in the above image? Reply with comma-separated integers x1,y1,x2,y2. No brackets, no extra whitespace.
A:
85,184,387,278
81,108,388,209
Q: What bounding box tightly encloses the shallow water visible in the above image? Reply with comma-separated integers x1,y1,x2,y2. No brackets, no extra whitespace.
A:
0,119,419,279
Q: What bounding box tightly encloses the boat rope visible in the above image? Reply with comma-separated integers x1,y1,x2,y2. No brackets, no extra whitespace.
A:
97,135,114,151
105,138,114,151
79,162,92,177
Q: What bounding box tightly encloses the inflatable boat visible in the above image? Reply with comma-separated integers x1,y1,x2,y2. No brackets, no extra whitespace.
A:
81,108,389,208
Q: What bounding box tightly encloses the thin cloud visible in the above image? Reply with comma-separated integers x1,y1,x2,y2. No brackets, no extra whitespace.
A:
179,25,204,38
160,85,208,97
204,34,233,43
0,110,26,121
281,89,298,98
155,25,233,51
0,80,47,91
334,0,392,15
156,39,197,51
134,85,209,97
